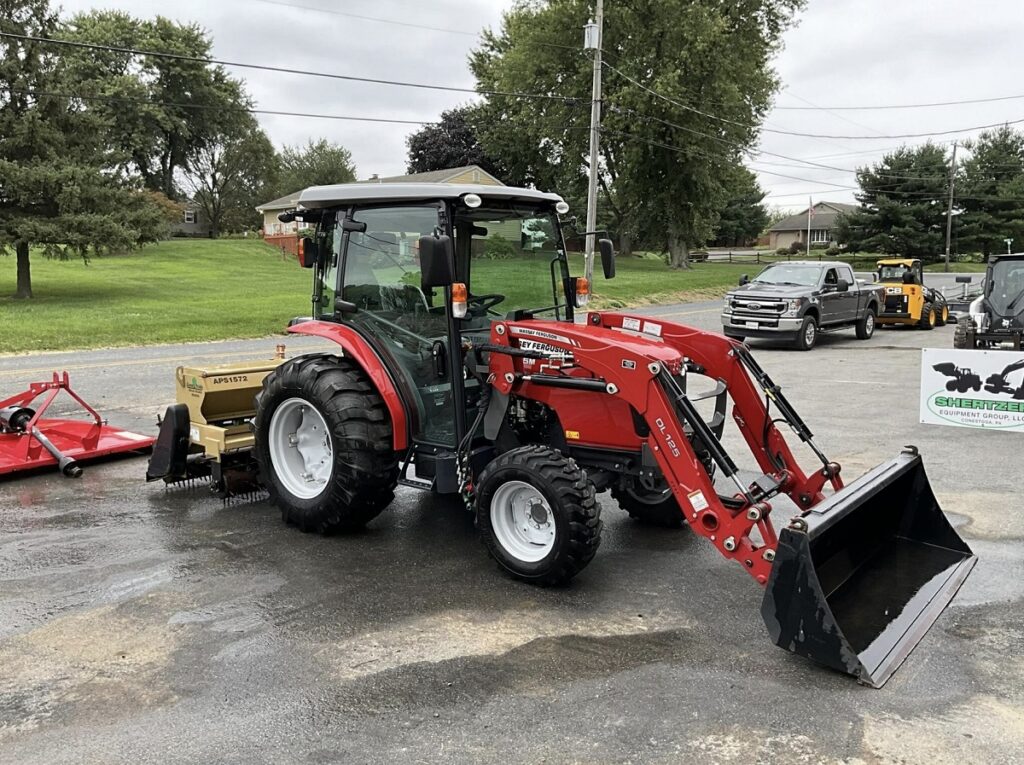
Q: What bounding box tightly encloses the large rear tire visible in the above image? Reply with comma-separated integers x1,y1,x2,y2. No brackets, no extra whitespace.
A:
475,445,601,586
254,354,399,534
611,480,685,528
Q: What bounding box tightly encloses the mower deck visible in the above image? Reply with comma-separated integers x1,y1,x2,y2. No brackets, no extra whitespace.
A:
0,372,155,478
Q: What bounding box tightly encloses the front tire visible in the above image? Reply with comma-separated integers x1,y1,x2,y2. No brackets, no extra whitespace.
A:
475,445,601,586
856,307,876,340
794,315,818,351
254,354,399,534
919,302,937,330
953,316,973,349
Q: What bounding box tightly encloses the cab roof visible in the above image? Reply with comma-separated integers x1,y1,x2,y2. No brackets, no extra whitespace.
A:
876,258,921,266
296,182,564,210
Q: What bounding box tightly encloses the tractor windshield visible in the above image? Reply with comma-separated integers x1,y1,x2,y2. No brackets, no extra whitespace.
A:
989,259,1024,315
454,204,572,322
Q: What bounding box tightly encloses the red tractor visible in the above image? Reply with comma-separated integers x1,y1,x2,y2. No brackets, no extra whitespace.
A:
155,183,975,686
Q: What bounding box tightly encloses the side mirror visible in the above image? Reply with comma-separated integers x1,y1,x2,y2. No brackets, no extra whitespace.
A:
836,278,850,292
297,237,318,268
419,235,455,287
739,274,750,286
598,238,615,279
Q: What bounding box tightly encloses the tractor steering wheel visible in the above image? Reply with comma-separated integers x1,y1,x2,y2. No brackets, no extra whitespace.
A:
468,292,505,317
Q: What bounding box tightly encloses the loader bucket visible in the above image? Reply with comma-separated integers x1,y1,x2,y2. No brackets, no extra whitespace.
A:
761,451,975,687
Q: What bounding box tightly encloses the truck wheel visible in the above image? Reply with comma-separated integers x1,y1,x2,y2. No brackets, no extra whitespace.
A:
476,445,601,586
953,316,975,349
611,481,685,528
794,315,818,351
919,303,937,330
254,354,399,534
936,304,949,326
856,307,876,340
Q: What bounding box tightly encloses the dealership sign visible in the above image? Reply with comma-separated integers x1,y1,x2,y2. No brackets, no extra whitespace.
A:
921,348,1024,431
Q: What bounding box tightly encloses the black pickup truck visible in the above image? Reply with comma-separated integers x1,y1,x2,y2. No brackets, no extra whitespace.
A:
720,260,884,350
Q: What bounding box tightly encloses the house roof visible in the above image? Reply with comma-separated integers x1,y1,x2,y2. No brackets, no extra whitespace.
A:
255,191,301,212
363,164,503,185
769,201,858,232
297,183,562,210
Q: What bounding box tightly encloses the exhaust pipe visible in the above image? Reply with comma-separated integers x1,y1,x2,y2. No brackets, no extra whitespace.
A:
761,449,975,687
0,406,83,478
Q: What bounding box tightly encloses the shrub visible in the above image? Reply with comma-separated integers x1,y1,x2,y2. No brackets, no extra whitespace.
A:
775,247,790,256
482,233,517,260
825,245,842,257
787,241,803,255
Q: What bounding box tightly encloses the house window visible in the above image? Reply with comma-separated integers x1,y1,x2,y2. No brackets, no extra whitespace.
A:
184,209,197,224
810,229,829,244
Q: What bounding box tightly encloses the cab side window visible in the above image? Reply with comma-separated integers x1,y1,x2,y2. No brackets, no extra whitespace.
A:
824,268,838,286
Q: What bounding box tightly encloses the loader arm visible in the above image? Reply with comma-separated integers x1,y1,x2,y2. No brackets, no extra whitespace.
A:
487,312,974,686
487,313,843,585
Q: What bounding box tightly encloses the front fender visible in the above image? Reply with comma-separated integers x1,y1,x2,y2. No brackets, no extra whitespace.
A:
287,321,409,450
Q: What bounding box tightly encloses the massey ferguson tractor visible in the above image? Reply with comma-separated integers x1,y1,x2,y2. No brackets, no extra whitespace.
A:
149,183,975,687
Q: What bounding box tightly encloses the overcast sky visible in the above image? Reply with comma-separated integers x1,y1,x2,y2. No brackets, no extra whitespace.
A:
57,0,1024,211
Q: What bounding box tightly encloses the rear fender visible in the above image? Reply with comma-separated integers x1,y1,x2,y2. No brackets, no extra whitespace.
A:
287,321,409,450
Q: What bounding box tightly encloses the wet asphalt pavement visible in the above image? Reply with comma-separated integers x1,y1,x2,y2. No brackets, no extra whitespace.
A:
1,306,1022,764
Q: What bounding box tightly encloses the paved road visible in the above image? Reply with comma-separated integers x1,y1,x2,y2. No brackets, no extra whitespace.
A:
1,308,1021,764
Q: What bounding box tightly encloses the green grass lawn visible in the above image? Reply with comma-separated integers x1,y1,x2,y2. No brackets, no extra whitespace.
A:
1,239,311,353
1,241,752,353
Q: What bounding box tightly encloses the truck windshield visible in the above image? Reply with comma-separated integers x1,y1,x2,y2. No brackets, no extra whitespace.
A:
990,260,1024,314
454,204,571,321
752,264,823,287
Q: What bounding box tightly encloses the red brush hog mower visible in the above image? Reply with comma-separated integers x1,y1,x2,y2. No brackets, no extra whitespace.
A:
1,372,154,479
149,183,976,686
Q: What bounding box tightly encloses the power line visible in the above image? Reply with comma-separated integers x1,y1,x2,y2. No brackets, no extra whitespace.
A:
604,61,1024,141
0,31,582,103
774,93,1024,111
248,0,582,52
11,88,435,125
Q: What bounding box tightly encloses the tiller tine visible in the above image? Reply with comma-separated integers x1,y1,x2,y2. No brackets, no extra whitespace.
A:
761,449,976,687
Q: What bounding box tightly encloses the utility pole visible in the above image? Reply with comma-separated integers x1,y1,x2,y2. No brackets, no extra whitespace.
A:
583,0,603,284
944,141,958,272
806,196,812,258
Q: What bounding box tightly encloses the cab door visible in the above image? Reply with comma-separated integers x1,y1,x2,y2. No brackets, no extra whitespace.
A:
337,204,458,446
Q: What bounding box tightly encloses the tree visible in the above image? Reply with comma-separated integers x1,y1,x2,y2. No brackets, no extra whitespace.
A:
470,0,802,268
61,11,251,199
957,126,1024,258
406,106,507,178
183,118,278,236
1,1,168,299
710,168,769,247
835,144,951,259
275,139,356,196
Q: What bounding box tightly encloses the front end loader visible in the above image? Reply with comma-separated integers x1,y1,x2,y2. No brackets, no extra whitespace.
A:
150,182,975,686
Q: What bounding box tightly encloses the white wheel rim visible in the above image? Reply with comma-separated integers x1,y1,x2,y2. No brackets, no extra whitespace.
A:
865,314,874,334
805,322,816,345
490,480,556,563
268,397,333,499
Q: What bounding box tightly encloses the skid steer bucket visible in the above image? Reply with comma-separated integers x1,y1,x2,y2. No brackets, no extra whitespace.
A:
761,450,975,687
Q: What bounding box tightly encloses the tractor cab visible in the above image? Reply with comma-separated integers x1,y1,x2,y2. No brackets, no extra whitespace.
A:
875,257,948,328
285,183,611,449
